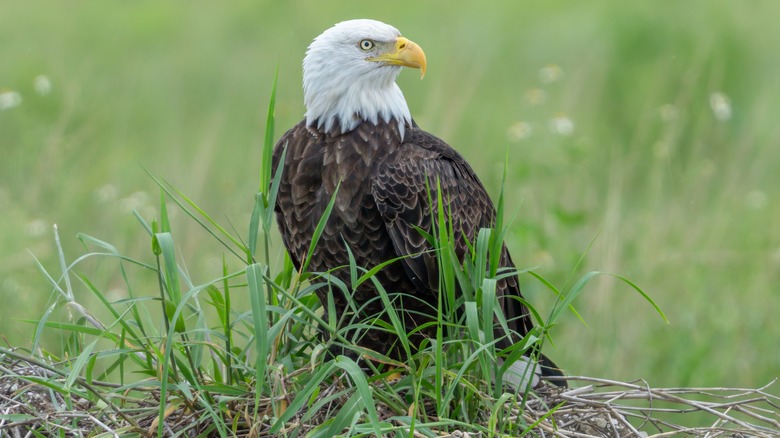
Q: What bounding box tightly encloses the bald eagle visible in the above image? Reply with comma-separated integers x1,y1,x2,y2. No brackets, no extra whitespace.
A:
272,19,564,387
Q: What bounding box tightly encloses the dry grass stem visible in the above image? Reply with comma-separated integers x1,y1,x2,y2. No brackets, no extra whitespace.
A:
2,350,777,437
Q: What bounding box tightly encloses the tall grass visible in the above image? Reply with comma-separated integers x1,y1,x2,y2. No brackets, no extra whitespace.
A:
1,0,778,421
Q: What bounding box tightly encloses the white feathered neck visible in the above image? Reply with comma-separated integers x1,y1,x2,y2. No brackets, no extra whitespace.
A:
303,19,412,139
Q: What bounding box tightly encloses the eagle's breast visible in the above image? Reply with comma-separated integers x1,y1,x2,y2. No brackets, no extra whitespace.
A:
275,120,405,278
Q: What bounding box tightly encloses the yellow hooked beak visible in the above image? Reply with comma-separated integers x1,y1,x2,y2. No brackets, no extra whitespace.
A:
368,36,427,79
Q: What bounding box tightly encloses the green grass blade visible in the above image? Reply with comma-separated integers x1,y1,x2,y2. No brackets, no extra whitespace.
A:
464,301,480,342
143,168,246,259
65,338,98,390
269,361,336,434
76,273,145,347
607,272,668,323
344,241,359,289
481,278,497,349
488,392,515,437
301,183,339,273
159,188,170,233
248,192,263,261
246,263,268,399
153,232,181,304
489,151,509,276
334,356,382,435
263,144,286,232
260,64,278,193
367,277,411,360
527,270,584,326
317,391,363,437
474,228,491,289
53,224,74,302
354,253,410,287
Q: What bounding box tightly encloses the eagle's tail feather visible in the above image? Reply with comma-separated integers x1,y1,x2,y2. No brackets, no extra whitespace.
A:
539,353,567,387
502,353,567,390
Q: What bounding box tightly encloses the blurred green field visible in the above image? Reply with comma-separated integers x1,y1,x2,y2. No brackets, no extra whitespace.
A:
1,0,778,397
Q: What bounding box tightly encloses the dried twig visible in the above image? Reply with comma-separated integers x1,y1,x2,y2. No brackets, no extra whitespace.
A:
524,376,779,437
1,350,777,437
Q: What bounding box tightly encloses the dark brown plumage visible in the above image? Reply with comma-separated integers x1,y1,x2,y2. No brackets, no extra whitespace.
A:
272,119,558,370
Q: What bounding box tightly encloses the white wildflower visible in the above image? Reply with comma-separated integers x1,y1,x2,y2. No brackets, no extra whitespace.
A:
524,88,547,106
658,104,679,122
106,288,126,301
507,121,533,142
2,278,20,293
549,114,574,136
34,75,52,96
26,219,48,238
653,141,670,159
709,92,732,121
539,64,564,84
0,91,22,110
119,191,149,213
140,205,157,220
533,250,554,268
94,184,118,203
770,247,780,267
698,159,716,178
745,190,768,210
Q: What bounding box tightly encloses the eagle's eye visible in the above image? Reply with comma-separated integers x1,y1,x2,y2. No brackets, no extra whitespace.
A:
358,39,375,51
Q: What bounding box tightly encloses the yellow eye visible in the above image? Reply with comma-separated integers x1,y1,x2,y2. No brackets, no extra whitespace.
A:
359,39,375,51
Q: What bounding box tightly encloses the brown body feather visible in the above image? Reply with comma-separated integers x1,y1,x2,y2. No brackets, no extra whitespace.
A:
272,119,561,383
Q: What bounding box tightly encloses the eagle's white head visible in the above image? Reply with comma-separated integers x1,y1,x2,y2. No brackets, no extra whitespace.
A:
303,19,427,140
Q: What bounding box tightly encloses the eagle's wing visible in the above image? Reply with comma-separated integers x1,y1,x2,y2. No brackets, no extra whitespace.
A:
371,128,534,340
271,121,327,273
